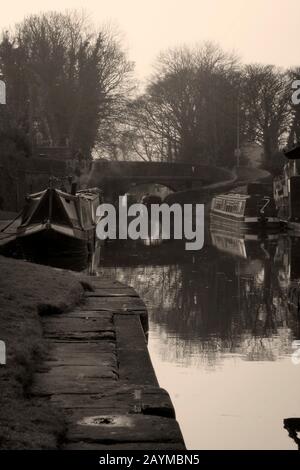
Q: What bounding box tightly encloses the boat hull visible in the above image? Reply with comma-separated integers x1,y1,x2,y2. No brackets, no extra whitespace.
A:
17,221,95,243
19,226,93,252
17,227,94,271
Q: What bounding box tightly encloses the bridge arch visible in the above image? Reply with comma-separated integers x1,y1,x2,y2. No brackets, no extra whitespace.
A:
88,160,233,198
124,180,182,193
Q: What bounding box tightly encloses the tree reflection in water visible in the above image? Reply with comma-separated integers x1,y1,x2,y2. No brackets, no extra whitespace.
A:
100,234,300,449
100,235,300,368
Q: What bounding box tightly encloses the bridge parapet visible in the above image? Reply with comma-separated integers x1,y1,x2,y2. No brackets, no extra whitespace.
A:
90,160,232,188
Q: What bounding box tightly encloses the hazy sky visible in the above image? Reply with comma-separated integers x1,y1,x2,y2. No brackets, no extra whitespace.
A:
0,0,299,79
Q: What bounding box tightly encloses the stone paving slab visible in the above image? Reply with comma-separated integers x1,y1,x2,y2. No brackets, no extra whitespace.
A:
50,386,175,418
65,414,184,446
85,287,138,297
85,278,124,289
32,372,117,396
42,316,114,334
81,297,146,311
44,331,115,341
43,314,115,341
63,310,117,318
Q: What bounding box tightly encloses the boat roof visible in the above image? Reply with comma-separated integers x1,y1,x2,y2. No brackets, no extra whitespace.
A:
26,187,101,202
214,193,250,200
26,189,47,199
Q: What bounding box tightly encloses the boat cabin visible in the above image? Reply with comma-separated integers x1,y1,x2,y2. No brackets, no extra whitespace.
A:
211,192,279,232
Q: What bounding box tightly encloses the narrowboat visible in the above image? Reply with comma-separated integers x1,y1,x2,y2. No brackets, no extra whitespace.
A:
273,142,300,233
210,184,280,233
16,179,101,255
210,227,278,259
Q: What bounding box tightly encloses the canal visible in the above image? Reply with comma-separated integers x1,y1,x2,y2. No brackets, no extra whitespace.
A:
99,233,300,450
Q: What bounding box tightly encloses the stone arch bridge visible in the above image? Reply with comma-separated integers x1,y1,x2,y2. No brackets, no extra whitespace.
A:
88,160,233,199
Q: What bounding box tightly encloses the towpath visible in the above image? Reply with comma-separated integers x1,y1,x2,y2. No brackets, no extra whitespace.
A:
31,276,185,450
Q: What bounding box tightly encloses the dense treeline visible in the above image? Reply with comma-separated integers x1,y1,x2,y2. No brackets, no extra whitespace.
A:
0,11,133,159
123,45,300,169
0,10,300,171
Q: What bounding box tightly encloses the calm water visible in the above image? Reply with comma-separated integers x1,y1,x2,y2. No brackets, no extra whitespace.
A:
99,232,300,450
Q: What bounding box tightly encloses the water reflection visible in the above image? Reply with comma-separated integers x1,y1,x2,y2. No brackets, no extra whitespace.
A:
100,233,300,449
102,235,299,365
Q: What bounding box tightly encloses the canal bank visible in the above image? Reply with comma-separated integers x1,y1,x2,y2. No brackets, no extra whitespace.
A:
0,255,184,450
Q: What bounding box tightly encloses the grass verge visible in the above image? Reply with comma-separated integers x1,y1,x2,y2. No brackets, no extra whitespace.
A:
0,255,85,449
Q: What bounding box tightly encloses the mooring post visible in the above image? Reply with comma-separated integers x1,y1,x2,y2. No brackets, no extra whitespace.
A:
0,80,6,105
0,340,6,365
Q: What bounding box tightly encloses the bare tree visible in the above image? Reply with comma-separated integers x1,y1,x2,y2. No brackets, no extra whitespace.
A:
0,11,133,158
288,67,300,145
128,43,241,165
241,64,292,166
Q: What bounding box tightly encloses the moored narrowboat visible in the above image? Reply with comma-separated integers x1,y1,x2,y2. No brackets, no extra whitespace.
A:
16,179,101,255
210,187,280,232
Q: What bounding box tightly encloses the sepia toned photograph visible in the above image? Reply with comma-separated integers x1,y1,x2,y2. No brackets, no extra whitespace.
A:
0,0,300,461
